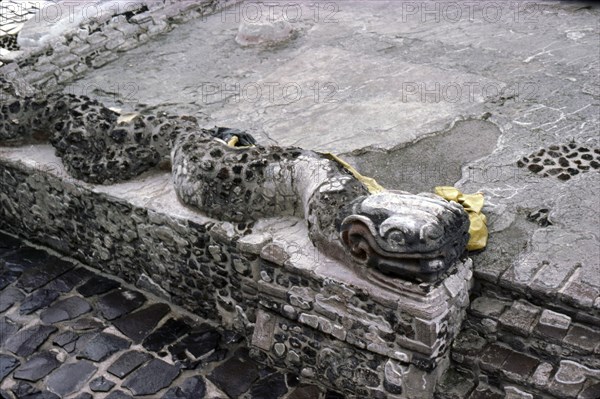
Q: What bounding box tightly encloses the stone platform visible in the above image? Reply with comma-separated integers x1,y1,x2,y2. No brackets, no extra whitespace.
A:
0,144,473,398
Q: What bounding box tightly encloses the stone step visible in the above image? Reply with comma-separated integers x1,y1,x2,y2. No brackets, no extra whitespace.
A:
440,292,600,399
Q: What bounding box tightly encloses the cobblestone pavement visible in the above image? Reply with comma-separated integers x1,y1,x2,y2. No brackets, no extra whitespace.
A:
0,231,343,399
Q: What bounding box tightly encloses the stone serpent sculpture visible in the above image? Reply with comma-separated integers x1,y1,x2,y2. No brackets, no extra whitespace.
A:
0,76,470,282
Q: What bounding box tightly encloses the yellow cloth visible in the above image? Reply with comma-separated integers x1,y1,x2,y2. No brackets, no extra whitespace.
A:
434,186,488,251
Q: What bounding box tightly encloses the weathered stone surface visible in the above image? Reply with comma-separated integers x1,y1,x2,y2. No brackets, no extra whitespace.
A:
162,376,207,399
0,354,20,382
287,385,322,399
107,351,152,379
89,376,116,392
20,289,60,315
105,390,133,399
208,351,260,398
113,303,170,343
2,247,49,272
142,318,191,352
498,300,540,337
4,325,57,357
563,324,600,353
40,296,92,323
52,331,79,353
77,332,131,362
13,351,61,382
0,317,20,346
46,361,97,397
77,275,120,297
46,267,95,293
16,256,75,292
250,372,288,399
122,358,180,396
97,288,146,320
0,286,24,312
480,344,512,373
535,309,571,341
502,351,540,383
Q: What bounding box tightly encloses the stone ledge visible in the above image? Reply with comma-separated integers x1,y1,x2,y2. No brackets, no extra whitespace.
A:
0,144,473,398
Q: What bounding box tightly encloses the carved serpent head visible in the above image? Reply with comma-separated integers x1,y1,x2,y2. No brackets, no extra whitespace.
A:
340,192,470,282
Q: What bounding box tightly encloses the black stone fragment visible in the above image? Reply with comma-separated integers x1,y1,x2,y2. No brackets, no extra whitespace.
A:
221,329,243,344
4,325,57,357
13,351,61,382
113,303,170,343
46,360,97,397
2,247,49,272
162,376,207,399
325,391,346,399
107,350,152,378
0,354,20,382
72,394,93,399
53,331,79,353
203,348,228,364
142,318,191,352
16,255,75,293
20,392,61,399
69,317,105,331
0,269,19,290
286,374,300,388
20,289,60,315
89,376,116,392
77,332,130,362
46,267,95,293
40,296,92,324
208,351,260,398
77,275,120,297
527,164,543,173
97,288,146,320
122,358,180,395
179,326,220,358
287,385,322,399
105,390,133,399
250,372,288,399
10,381,37,397
0,232,21,250
0,317,20,346
0,286,25,312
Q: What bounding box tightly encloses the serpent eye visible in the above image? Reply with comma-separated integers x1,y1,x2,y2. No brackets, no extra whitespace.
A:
388,231,405,246
421,224,443,241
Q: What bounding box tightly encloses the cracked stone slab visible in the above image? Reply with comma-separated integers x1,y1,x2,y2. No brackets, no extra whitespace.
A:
46,361,97,397
4,324,57,357
13,351,61,382
16,255,76,293
107,350,152,379
0,354,20,382
97,288,146,320
122,358,180,396
40,296,92,324
113,303,171,343
77,332,131,362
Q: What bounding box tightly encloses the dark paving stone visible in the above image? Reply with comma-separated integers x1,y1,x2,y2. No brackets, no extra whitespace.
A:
324,391,345,399
286,374,300,388
20,392,61,399
53,331,79,353
287,385,322,399
221,329,244,345
579,383,600,399
4,325,58,357
77,275,120,297
0,317,20,346
16,255,75,293
0,389,10,399
40,296,92,324
78,332,131,362
72,394,93,399
113,303,170,343
250,372,288,399
181,326,221,358
107,351,152,379
204,348,228,364
208,351,260,398
122,358,180,396
2,247,49,272
89,376,116,392
0,354,20,382
46,360,97,397
0,286,25,312
0,269,19,290
10,381,37,397
45,268,95,293
68,317,105,331
20,289,60,315
97,288,146,321
142,318,191,352
105,390,133,399
13,351,61,382
162,376,206,399
0,232,21,250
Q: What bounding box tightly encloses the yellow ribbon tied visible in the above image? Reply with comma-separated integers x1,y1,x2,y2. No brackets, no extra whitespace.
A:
434,186,488,251
321,152,386,194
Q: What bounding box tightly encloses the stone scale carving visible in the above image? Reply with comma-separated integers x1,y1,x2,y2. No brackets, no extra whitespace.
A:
0,76,470,283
